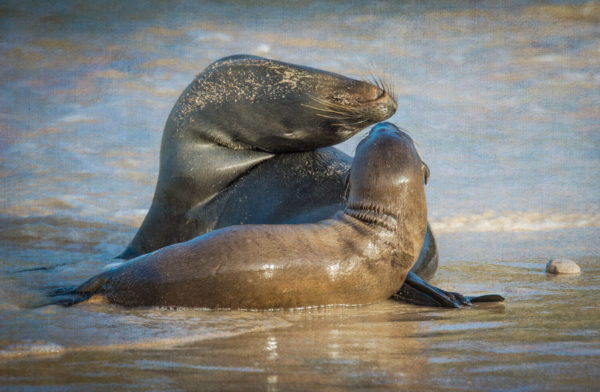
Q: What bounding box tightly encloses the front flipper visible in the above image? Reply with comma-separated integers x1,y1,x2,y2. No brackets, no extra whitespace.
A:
391,271,504,308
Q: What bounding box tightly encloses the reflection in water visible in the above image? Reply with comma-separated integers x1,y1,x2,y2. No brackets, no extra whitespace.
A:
267,375,278,392
266,336,278,361
1,0,599,390
328,329,341,360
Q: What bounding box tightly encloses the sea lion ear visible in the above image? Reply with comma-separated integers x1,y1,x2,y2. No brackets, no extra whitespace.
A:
422,161,430,185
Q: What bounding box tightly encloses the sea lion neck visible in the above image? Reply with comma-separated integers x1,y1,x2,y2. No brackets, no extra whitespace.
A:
343,202,399,232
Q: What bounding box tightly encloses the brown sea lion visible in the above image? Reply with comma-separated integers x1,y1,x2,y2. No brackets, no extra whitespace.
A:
65,123,429,309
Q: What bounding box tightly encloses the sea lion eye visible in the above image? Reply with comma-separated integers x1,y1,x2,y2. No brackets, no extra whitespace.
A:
422,162,430,185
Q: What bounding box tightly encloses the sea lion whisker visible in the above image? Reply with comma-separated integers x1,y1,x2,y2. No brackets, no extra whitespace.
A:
307,104,366,120
308,95,365,113
342,119,370,127
374,76,387,94
331,120,364,126
360,68,397,103
307,105,366,119
305,104,359,117
307,95,349,108
380,74,397,102
363,69,383,91
300,103,347,115
316,114,349,120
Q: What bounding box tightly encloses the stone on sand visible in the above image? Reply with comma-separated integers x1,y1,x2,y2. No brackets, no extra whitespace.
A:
546,259,581,274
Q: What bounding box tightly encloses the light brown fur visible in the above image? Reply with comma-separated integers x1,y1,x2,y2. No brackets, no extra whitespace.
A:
76,124,427,309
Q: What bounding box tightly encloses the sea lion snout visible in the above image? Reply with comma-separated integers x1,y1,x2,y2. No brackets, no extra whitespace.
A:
340,80,395,106
362,123,421,167
367,123,430,185
364,89,397,123
324,80,397,125
368,122,409,139
369,122,431,185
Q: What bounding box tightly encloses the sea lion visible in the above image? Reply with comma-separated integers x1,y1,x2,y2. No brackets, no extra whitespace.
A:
64,123,430,308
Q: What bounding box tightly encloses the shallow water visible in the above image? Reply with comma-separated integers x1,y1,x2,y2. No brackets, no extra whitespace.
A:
1,0,599,390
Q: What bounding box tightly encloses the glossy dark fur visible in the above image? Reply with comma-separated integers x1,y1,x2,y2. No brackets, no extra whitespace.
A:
119,55,402,261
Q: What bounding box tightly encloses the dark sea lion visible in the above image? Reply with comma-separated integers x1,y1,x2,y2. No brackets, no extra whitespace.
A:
119,55,399,260
65,123,430,309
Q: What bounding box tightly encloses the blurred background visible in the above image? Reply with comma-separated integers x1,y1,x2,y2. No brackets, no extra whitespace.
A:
2,0,598,233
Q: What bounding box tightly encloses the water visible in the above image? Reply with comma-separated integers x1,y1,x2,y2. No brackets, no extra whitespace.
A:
1,0,599,390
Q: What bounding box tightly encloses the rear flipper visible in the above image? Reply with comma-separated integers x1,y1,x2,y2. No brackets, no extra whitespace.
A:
391,271,504,308
41,286,93,307
42,271,112,307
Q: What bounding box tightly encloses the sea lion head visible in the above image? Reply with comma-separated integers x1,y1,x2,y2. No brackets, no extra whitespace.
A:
344,122,428,263
175,55,397,152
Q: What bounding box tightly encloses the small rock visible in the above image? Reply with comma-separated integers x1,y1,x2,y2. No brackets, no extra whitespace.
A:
546,259,581,274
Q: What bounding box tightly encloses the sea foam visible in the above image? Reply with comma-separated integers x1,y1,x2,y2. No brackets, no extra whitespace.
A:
431,211,600,234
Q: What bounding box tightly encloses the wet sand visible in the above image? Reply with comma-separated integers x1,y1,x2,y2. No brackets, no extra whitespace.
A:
2,228,598,391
